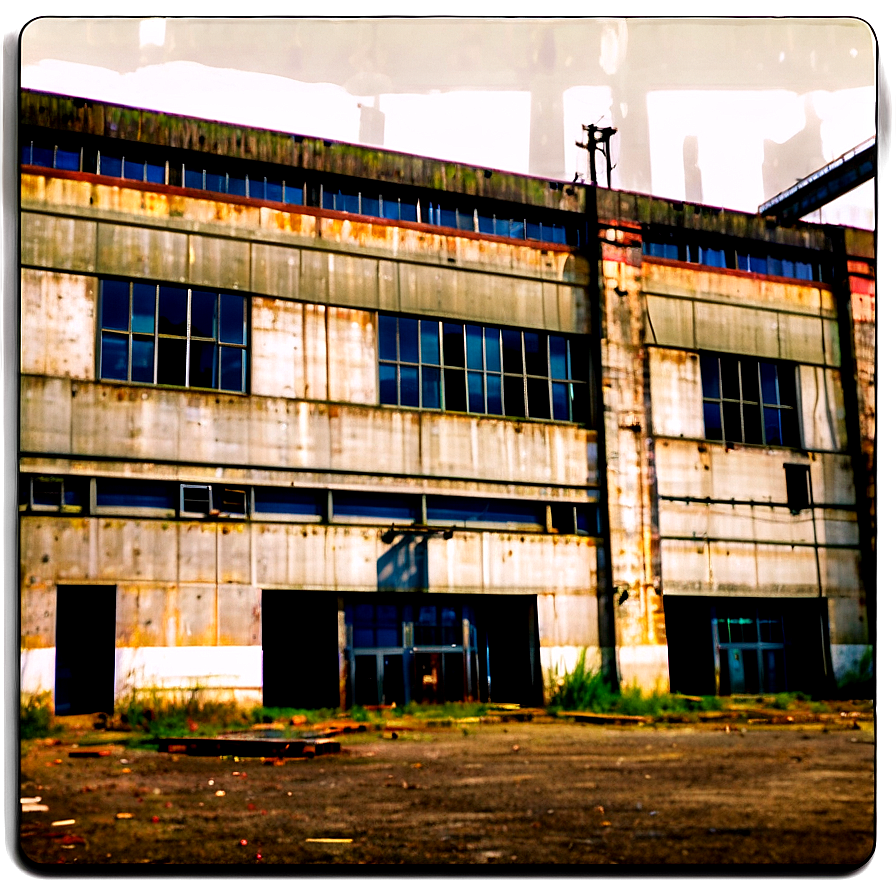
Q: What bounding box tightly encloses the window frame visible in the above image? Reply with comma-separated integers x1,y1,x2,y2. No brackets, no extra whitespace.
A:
97,278,249,394
377,314,589,424
700,352,801,448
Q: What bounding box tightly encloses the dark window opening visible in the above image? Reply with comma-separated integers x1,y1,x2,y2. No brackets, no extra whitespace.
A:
96,478,175,510
700,353,800,448
181,484,212,515
784,464,811,513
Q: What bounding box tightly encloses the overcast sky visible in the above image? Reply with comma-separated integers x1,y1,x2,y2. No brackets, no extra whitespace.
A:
13,12,879,228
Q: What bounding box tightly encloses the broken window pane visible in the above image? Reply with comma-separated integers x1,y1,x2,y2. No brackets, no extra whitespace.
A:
189,341,216,389
443,323,465,368
502,330,523,374
443,368,467,412
158,287,188,336
722,402,742,443
503,375,525,417
157,338,187,386
527,378,550,419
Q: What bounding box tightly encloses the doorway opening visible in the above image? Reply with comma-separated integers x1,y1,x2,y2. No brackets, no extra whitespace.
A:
54,585,116,715
261,591,339,709
345,594,542,707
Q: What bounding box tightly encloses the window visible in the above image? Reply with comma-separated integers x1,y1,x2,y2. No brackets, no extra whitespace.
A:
784,464,811,513
180,484,212,516
700,353,799,447
378,315,589,423
643,226,827,283
99,279,248,392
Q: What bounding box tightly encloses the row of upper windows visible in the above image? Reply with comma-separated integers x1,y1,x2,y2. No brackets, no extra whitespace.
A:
20,475,599,536
21,132,578,247
642,226,830,284
97,279,802,448
22,132,831,284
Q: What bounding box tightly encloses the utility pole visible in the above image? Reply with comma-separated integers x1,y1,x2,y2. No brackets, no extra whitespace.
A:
577,123,617,189
578,123,620,691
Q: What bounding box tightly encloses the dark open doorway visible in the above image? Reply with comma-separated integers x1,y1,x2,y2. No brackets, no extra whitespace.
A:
54,585,116,715
261,591,339,709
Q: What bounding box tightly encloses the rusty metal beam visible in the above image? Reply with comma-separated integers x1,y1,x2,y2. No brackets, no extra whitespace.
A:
759,138,875,223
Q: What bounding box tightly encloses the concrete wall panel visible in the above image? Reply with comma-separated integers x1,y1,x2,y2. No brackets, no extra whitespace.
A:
536,593,599,648
826,589,867,644
618,645,671,692
754,544,819,594
694,302,780,359
96,222,188,283
20,376,73,456
177,523,218,583
654,440,712,498
217,524,252,585
427,532,485,591
799,366,846,452
329,253,381,310
303,304,329,400
252,525,290,587
251,297,305,399
175,584,218,645
251,242,301,300
645,295,694,348
177,394,251,467
21,212,97,272
327,307,377,404
820,548,863,603
21,584,56,649
659,540,711,594
286,526,333,590
96,518,178,582
777,312,825,364
217,584,261,646
115,584,169,647
21,269,96,379
648,349,703,439
188,233,251,291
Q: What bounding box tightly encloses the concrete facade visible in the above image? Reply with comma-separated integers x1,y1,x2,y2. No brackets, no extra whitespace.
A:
19,90,873,711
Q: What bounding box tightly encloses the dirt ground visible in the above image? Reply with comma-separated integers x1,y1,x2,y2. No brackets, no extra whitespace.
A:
18,714,875,869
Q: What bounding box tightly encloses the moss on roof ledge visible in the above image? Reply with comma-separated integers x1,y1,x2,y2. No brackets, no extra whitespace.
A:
21,88,852,250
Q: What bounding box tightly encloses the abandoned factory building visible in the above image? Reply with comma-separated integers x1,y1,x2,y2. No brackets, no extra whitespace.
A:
18,89,875,714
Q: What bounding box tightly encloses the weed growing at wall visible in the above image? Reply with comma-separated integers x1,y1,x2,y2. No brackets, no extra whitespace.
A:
20,692,59,740
547,651,721,717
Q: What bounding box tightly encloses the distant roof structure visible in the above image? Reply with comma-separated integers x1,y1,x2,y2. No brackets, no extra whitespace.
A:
759,137,876,224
